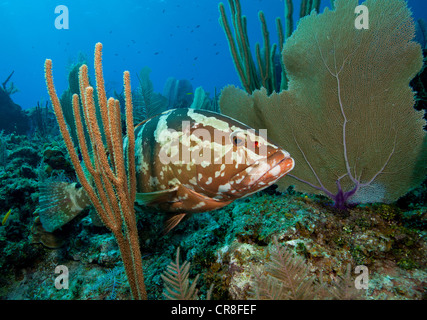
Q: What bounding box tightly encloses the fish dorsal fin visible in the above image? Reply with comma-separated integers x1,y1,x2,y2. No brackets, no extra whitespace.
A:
135,186,179,206
134,116,153,129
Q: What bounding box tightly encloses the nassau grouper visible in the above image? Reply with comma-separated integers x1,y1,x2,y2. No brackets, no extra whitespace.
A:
39,108,295,233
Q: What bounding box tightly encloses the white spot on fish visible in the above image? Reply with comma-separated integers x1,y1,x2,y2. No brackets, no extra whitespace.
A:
140,160,149,174
187,109,231,132
154,112,171,144
218,183,231,193
149,176,161,187
192,201,206,209
201,160,210,168
189,176,197,185
269,164,282,177
168,178,181,187
179,193,189,200
186,160,194,171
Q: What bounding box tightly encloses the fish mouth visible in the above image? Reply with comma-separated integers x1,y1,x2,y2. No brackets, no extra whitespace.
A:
230,150,295,193
248,152,294,185
264,156,294,182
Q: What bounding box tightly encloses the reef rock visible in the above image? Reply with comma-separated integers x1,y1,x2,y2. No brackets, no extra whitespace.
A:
0,87,30,134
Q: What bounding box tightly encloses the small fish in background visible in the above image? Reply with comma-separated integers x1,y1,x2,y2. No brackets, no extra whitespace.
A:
1,208,12,226
38,109,294,233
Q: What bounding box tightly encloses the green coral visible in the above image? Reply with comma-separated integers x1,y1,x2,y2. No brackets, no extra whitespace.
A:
226,193,311,244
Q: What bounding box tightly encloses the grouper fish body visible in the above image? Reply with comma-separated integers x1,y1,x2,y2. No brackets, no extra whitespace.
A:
39,108,295,233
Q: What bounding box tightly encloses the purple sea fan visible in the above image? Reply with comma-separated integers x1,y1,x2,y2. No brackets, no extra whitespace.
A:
220,0,427,209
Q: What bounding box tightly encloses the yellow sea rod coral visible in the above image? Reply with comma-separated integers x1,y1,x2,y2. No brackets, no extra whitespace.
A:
45,43,146,300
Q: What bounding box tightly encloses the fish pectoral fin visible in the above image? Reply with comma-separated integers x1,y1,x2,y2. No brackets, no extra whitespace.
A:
135,186,178,206
163,213,187,235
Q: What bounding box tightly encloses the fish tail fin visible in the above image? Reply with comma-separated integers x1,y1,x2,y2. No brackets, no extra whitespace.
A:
162,213,187,235
38,175,91,232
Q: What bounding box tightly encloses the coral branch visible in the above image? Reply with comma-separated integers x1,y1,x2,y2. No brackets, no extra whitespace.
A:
219,0,284,94
2,71,14,90
45,43,147,300
220,0,426,209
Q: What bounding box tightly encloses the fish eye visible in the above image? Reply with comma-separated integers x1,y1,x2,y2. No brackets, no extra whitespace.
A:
230,131,245,147
233,136,243,146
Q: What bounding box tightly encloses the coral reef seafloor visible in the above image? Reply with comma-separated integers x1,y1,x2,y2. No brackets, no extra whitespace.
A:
0,133,425,300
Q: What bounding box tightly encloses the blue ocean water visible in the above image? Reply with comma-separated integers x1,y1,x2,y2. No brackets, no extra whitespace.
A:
1,0,426,110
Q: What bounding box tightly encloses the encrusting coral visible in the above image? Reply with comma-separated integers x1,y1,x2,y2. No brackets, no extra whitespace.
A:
220,0,427,209
44,43,147,300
